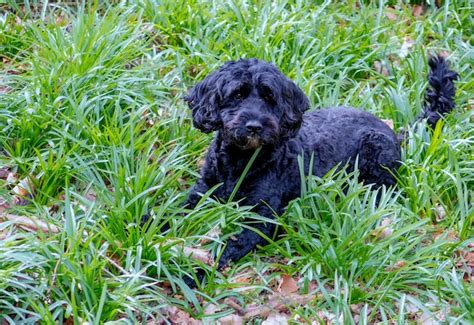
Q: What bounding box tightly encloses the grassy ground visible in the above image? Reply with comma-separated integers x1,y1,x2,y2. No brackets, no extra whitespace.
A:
0,0,473,323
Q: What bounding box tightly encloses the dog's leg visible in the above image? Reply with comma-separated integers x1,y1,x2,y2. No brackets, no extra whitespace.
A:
217,206,277,269
358,131,401,188
183,179,210,209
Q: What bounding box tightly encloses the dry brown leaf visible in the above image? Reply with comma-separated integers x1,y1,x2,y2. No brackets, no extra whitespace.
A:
350,304,362,314
434,203,446,222
437,51,450,59
386,260,407,271
382,119,394,130
411,5,425,18
0,85,12,94
164,240,214,266
351,304,372,323
197,158,206,170
277,275,299,294
412,5,424,18
204,303,220,315
182,246,214,265
0,167,11,179
0,197,9,213
433,228,459,242
374,61,390,77
456,247,474,282
199,227,222,245
417,311,437,325
1,213,59,233
6,172,18,184
12,176,35,205
84,190,97,202
399,38,415,58
371,218,393,239
315,310,342,324
12,177,33,195
159,306,202,325
0,230,8,240
224,297,246,314
226,293,316,320
218,314,243,325
230,268,258,285
385,9,397,21
262,313,290,325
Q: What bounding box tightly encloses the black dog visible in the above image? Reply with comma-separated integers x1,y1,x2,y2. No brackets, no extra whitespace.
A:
184,56,457,278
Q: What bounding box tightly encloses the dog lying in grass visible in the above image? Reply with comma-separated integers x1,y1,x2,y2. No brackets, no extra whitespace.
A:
181,55,457,285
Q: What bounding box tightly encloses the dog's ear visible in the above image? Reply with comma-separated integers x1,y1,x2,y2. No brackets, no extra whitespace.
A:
281,80,310,138
184,69,224,133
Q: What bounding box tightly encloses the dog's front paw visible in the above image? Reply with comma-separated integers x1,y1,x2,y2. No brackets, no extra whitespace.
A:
140,213,151,227
182,270,205,289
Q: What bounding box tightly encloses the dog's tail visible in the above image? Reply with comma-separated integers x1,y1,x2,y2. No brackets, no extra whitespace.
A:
397,55,458,143
418,55,459,128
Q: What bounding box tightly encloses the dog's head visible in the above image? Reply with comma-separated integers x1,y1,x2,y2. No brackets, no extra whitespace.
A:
185,59,310,150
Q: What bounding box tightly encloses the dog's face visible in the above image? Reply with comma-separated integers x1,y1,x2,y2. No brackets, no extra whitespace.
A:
185,59,310,150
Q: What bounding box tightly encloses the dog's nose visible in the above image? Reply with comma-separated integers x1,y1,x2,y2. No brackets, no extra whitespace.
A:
245,120,263,134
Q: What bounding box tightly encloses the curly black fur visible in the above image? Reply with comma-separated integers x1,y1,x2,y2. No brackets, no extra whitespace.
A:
419,55,459,128
182,56,457,285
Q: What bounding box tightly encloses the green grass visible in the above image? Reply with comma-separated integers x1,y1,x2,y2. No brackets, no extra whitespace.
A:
0,0,473,323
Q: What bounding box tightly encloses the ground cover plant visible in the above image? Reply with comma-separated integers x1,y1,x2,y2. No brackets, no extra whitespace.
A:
0,0,472,323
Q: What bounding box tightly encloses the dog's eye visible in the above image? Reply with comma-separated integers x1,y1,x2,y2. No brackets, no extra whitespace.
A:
259,86,275,104
262,93,275,104
232,88,248,100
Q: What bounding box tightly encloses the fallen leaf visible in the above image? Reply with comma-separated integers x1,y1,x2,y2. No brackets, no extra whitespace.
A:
371,217,393,239
399,38,415,58
1,213,59,233
164,240,215,266
433,228,459,242
6,172,18,184
84,190,97,202
182,246,214,265
314,310,342,324
158,306,202,325
218,314,243,325
277,275,299,294
204,303,220,315
350,304,362,314
417,311,437,325
405,302,420,315
0,196,9,213
12,176,34,205
385,9,397,21
0,230,8,240
382,119,394,130
262,313,290,325
226,293,316,320
386,260,407,271
374,61,390,77
230,268,257,285
224,297,246,314
200,226,222,245
412,5,424,18
433,203,446,222
197,158,206,170
0,85,12,95
0,167,11,179
455,246,474,282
